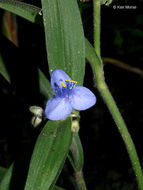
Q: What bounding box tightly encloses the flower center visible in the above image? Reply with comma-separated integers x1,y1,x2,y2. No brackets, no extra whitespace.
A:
58,79,77,97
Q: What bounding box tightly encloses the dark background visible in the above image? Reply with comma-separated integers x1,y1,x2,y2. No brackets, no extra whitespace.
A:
0,0,143,189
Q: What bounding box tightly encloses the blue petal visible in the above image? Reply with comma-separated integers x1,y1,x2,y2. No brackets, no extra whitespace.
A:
70,86,96,110
45,96,72,120
51,69,71,95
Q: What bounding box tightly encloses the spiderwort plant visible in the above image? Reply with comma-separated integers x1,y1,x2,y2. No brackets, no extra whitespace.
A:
45,69,96,120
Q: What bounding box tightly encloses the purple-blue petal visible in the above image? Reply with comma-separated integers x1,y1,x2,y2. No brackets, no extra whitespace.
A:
51,69,71,95
45,96,72,120
70,86,96,110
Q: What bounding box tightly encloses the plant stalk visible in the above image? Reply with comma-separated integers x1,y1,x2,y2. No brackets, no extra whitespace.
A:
91,2,143,188
85,39,143,190
97,79,143,190
93,0,101,57
75,170,87,190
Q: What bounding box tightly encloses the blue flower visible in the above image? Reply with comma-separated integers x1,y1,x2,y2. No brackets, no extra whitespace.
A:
45,69,96,120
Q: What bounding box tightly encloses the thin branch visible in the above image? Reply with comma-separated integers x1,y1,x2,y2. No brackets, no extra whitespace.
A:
102,57,143,77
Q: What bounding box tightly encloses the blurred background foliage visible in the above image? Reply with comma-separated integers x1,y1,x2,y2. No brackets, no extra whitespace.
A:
0,0,143,189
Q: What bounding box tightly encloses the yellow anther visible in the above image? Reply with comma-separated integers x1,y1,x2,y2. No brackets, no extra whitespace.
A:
70,87,72,89
70,80,77,84
65,79,70,81
61,82,66,87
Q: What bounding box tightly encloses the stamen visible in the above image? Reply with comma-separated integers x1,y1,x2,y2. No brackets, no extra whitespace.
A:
70,87,72,89
61,82,66,87
65,79,70,81
70,80,77,84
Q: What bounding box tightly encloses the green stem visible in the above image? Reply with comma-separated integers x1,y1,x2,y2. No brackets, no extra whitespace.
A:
75,170,87,190
93,0,101,57
85,39,143,190
98,80,143,190
68,117,87,190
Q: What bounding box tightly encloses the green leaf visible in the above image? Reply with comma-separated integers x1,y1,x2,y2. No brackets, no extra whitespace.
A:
24,120,72,190
69,134,84,172
38,69,53,99
0,166,7,183
41,0,85,85
85,38,102,66
0,165,65,190
0,164,13,190
0,0,42,26
0,54,10,83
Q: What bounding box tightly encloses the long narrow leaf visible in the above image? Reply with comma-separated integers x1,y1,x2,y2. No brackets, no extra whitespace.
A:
0,164,13,190
0,165,65,190
0,54,10,83
24,120,72,190
0,166,7,183
69,134,84,172
0,0,42,25
38,69,53,99
41,0,85,85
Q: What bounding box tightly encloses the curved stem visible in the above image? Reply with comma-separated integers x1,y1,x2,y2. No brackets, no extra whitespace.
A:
98,80,143,190
102,57,143,77
85,39,143,190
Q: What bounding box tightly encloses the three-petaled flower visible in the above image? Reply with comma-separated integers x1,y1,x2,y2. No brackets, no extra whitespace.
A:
45,69,96,120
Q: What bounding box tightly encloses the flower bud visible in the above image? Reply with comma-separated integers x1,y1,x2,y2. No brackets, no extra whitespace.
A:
29,106,43,128
31,116,42,128
71,120,79,133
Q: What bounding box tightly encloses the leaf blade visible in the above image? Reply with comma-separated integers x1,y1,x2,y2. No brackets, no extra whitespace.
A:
0,164,13,190
0,166,7,183
0,0,42,25
69,134,84,172
41,0,85,85
24,120,72,190
0,54,10,83
38,69,53,99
